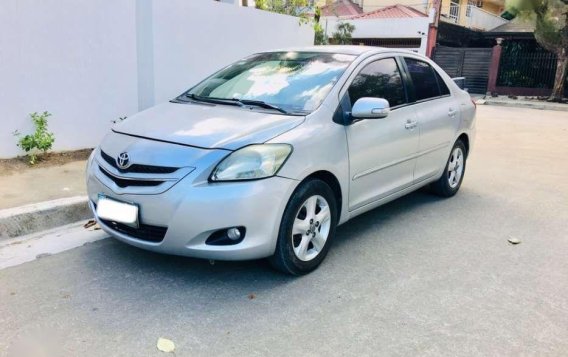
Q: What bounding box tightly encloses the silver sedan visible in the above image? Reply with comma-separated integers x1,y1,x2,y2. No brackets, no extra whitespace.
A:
86,46,476,275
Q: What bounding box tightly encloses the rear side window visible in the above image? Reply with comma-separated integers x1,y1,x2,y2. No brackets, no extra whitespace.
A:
404,58,448,101
348,58,406,107
435,70,450,95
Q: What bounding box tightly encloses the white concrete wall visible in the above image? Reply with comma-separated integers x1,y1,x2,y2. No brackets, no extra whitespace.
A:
151,0,314,105
0,0,139,159
0,0,313,158
323,17,431,55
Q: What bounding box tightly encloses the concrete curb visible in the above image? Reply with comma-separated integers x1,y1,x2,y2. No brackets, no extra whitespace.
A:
0,196,92,239
481,99,568,112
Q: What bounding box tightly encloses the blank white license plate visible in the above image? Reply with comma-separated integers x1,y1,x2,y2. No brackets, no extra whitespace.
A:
96,195,139,228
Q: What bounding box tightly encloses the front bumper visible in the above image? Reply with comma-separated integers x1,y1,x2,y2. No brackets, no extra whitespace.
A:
88,162,298,261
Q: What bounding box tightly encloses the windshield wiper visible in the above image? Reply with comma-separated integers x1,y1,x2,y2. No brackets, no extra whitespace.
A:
184,93,242,107
184,94,289,114
229,98,289,114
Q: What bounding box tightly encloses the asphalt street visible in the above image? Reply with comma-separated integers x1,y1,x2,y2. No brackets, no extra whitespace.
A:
1,105,567,356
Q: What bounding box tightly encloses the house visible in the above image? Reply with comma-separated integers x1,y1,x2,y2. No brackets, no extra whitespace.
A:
431,0,508,31
321,0,364,18
323,4,433,55
356,0,428,13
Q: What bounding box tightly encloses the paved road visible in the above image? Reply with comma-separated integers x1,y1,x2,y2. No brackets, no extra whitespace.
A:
1,105,567,356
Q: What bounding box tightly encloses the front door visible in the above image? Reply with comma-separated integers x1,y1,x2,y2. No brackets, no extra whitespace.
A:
345,57,420,211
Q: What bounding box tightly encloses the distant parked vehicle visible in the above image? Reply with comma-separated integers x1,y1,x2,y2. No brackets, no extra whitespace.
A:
86,46,476,275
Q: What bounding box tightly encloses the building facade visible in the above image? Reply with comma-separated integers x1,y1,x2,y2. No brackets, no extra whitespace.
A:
352,0,429,13
323,4,432,55
433,0,507,31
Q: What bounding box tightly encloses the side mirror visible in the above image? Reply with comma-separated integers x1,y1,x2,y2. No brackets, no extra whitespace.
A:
351,97,390,119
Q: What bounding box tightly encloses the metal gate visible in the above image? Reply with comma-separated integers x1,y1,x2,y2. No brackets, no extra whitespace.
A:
433,46,492,94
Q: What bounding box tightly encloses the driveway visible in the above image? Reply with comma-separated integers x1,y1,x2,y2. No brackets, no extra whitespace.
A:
1,105,567,356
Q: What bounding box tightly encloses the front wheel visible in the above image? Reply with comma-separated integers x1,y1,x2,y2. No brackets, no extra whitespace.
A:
269,179,338,275
431,140,467,197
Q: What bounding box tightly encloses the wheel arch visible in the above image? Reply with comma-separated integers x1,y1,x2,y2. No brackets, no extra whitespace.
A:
457,133,470,157
301,170,343,220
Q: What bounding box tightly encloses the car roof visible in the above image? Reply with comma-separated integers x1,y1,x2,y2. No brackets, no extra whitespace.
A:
259,45,420,57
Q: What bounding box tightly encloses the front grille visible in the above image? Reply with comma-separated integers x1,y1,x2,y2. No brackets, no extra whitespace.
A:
100,218,168,243
99,166,164,188
100,150,178,174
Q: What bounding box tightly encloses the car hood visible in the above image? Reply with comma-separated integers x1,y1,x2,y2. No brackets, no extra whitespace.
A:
112,102,305,150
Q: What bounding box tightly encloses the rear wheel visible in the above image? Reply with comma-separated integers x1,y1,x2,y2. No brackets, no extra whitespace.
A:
431,140,467,197
269,179,338,275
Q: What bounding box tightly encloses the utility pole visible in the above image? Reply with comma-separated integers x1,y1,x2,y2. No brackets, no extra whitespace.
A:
426,0,442,58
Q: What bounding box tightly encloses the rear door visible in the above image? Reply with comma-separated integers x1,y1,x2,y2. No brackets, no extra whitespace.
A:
402,57,458,182
344,57,420,211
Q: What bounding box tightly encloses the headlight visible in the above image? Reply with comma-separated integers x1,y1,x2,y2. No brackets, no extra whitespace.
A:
210,144,292,181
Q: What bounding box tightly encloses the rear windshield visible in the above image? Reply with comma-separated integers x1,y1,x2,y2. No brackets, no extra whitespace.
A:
185,52,356,114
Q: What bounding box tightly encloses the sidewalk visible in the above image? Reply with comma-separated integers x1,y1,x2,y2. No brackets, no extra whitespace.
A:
478,96,568,112
0,160,87,209
0,159,91,238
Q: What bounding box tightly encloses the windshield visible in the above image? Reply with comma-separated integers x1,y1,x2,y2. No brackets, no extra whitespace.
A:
183,52,356,114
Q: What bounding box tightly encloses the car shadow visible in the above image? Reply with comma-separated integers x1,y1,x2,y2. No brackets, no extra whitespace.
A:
79,187,450,303
333,187,446,249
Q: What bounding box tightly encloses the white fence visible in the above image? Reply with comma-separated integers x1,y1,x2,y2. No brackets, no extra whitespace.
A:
0,0,313,158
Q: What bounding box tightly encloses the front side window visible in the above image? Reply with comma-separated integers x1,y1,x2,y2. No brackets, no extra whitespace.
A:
185,52,355,114
347,58,407,107
404,58,446,101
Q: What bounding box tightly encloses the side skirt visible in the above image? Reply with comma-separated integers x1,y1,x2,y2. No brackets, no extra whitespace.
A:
340,176,437,225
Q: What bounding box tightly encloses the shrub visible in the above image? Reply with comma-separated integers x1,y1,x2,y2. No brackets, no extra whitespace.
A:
13,111,55,165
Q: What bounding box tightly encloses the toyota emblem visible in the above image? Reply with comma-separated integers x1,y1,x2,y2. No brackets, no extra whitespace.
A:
117,152,130,169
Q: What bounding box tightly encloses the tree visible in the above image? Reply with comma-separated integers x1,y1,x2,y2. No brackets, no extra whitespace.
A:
255,0,311,20
256,0,328,45
332,22,356,45
506,0,568,101
313,6,328,45
314,22,329,45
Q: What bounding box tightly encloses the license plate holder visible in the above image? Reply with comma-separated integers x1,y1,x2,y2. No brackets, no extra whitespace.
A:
96,194,139,228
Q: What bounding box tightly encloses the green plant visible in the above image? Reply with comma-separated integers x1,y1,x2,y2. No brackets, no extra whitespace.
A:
13,111,55,165
255,0,311,19
255,1,330,45
314,21,328,45
331,22,355,45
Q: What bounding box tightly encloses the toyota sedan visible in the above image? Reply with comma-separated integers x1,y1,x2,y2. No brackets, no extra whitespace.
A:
86,46,476,275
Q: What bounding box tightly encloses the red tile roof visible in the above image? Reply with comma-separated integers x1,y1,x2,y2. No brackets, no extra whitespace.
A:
321,0,364,17
350,4,427,19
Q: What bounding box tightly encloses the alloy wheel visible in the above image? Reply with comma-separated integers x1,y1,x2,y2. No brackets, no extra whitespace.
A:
447,147,464,188
291,195,331,262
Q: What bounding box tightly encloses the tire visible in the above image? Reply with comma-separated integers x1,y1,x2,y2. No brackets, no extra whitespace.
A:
431,140,467,197
269,179,338,275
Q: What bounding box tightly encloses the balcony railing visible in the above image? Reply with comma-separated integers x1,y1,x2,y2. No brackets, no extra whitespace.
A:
465,5,508,30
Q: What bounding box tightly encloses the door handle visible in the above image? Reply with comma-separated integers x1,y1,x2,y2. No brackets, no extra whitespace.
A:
448,108,458,117
405,120,418,130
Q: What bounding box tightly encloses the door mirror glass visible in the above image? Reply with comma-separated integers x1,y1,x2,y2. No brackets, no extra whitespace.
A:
351,97,390,119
